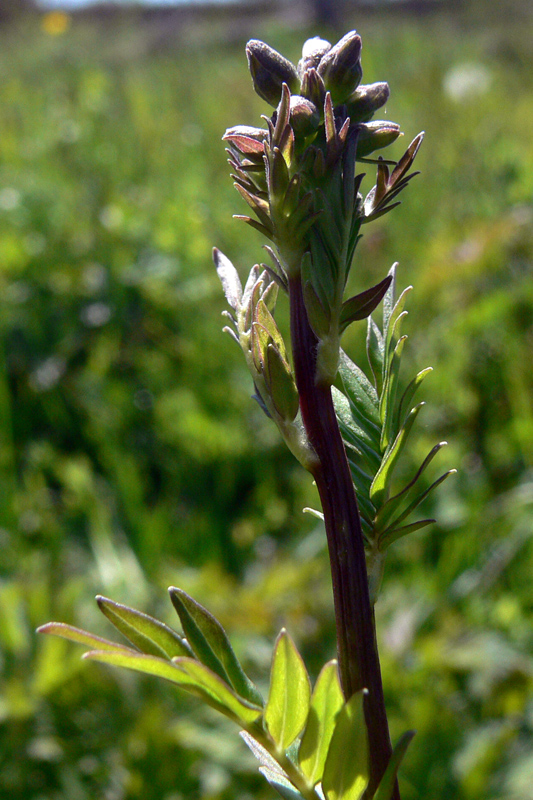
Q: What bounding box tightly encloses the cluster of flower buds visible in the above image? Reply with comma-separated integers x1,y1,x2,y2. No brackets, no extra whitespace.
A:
218,30,424,394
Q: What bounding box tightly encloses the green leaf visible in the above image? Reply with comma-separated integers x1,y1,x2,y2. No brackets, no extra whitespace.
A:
373,442,448,532
369,403,424,507
379,518,436,550
299,660,344,786
168,588,263,707
379,335,407,450
373,731,415,800
322,690,369,800
84,650,262,725
384,287,412,370
366,316,384,394
382,263,397,333
264,629,311,750
96,596,192,660
339,275,392,334
397,367,432,429
255,299,287,360
265,344,300,422
37,622,135,653
338,350,380,425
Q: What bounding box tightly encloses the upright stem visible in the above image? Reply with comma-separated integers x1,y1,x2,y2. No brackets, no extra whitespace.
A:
289,275,399,800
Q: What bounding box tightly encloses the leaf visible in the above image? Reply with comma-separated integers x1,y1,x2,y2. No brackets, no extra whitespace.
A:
379,518,436,550
366,316,384,394
322,690,369,800
299,660,344,786
240,731,288,774
373,731,415,800
259,768,305,800
213,248,243,311
397,367,432,428
84,650,262,725
382,263,397,333
339,275,392,334
96,596,192,660
264,629,311,750
379,334,407,450
338,350,380,425
369,402,424,507
265,344,300,422
37,622,135,653
168,588,263,707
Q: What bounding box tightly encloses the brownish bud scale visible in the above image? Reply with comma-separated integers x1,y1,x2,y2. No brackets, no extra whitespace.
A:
246,39,299,107
223,125,267,155
355,121,401,158
317,31,363,105
289,95,320,137
298,36,331,77
346,82,390,123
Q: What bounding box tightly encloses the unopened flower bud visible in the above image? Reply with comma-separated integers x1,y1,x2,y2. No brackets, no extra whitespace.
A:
346,82,390,123
317,31,363,105
300,68,326,112
298,36,331,76
355,121,401,158
246,39,299,107
289,95,320,137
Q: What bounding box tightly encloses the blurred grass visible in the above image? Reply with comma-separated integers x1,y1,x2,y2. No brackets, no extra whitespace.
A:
0,4,532,799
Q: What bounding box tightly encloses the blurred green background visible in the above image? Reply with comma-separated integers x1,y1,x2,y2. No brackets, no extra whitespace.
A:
0,2,532,798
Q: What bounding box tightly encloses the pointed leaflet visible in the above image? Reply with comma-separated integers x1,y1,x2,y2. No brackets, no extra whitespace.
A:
298,660,344,786
373,442,448,532
37,622,137,653
366,316,384,394
96,596,192,660
322,690,369,800
338,350,380,425
265,344,300,422
339,275,392,334
264,629,311,750
369,402,425,508
373,731,415,800
379,518,436,550
168,587,263,707
83,650,261,725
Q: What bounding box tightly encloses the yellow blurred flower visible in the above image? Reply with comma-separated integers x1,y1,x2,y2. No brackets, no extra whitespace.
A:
41,11,71,36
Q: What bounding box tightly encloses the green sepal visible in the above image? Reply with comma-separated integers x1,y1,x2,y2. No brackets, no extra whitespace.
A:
369,402,424,507
322,690,369,800
373,731,415,800
96,596,192,660
37,622,136,653
339,275,392,334
84,650,262,725
264,629,311,750
168,587,263,707
298,660,344,786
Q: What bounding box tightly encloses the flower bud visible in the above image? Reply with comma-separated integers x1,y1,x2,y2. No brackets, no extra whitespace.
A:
223,125,267,155
246,39,299,107
298,36,331,76
300,68,326,112
289,95,320,137
355,121,401,158
345,82,390,123
317,31,363,105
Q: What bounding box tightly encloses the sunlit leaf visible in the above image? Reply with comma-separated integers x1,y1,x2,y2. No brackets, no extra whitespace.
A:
264,629,311,750
168,588,263,707
299,660,344,786
96,596,192,660
322,690,369,800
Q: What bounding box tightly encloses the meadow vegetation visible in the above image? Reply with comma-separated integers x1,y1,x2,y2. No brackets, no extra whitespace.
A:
0,4,532,799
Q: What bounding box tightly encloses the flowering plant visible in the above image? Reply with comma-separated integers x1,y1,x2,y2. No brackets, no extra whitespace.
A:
40,30,453,800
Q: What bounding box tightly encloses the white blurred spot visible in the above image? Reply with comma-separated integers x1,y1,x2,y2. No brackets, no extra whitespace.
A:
443,63,491,101
80,302,112,327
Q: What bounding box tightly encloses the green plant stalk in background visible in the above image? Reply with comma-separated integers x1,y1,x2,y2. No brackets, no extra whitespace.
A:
40,28,454,800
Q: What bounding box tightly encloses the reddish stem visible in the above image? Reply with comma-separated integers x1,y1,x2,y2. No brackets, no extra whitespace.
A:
289,275,399,799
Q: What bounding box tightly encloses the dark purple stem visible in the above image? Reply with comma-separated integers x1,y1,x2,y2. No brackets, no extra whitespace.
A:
289,275,399,799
